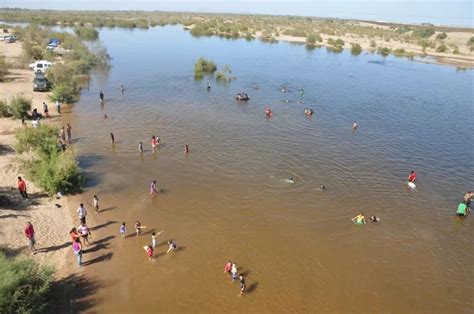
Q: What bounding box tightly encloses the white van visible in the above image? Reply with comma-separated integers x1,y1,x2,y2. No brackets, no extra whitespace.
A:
29,60,53,73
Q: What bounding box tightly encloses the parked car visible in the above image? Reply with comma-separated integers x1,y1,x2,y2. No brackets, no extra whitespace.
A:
29,60,53,73
4,35,17,43
33,73,49,92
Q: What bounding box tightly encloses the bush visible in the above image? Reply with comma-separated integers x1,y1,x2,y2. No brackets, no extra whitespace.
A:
194,58,217,79
50,83,77,103
0,54,8,81
351,43,362,55
412,27,435,38
27,148,85,195
46,63,74,86
67,59,91,75
74,27,99,40
10,95,32,119
436,44,447,53
370,40,377,48
0,253,54,313
436,32,447,40
15,124,59,156
378,47,390,56
306,33,322,47
467,36,474,51
0,100,12,117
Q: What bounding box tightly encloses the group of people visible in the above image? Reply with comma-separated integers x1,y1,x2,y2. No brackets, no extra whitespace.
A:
224,261,247,295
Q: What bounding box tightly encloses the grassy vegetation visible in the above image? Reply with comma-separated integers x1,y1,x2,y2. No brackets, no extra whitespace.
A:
0,100,12,117
306,33,322,48
436,32,447,40
15,124,85,195
215,65,236,82
194,58,217,79
351,43,362,55
0,253,54,313
0,54,8,82
378,47,391,57
74,26,99,40
436,44,447,53
10,95,32,119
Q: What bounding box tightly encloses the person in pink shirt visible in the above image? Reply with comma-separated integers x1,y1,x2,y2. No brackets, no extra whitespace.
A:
24,222,36,253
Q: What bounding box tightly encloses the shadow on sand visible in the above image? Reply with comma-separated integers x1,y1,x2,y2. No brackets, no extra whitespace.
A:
90,220,117,231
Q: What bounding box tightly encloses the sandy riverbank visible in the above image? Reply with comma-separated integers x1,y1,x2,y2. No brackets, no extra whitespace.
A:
0,40,76,277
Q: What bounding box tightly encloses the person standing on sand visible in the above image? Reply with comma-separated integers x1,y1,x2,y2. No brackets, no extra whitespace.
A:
43,102,49,118
120,222,127,238
70,227,83,242
110,132,115,145
66,124,72,143
17,176,28,200
60,127,66,142
72,239,83,267
78,222,92,246
93,195,99,212
56,100,61,114
24,222,36,253
77,203,87,224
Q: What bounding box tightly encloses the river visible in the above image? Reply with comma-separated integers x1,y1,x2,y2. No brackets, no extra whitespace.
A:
65,26,473,313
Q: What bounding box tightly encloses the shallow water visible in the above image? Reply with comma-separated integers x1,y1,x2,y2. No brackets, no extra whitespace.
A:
67,26,473,313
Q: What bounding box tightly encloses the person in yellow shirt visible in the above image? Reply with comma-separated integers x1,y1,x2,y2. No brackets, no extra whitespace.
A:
351,213,366,225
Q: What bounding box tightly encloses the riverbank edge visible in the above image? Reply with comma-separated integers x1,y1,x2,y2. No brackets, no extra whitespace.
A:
0,38,96,306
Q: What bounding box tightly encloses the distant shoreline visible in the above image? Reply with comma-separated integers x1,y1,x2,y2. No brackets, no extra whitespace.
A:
1,9,473,68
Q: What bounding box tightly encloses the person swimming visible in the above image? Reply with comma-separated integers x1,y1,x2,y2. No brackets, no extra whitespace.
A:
285,177,295,184
319,184,325,190
265,108,273,117
352,213,366,225
304,108,313,116
370,216,380,223
352,121,358,131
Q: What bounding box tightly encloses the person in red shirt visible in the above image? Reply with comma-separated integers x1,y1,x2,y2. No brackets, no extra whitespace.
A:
69,228,83,243
17,176,28,200
24,222,36,253
224,261,232,275
408,170,416,183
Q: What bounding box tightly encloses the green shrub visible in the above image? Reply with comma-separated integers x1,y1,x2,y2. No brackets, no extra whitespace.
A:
436,44,447,53
378,47,390,56
350,43,362,55
27,148,85,195
67,59,91,75
436,32,447,40
46,63,74,86
306,33,322,47
0,100,12,117
0,54,8,81
412,27,435,38
15,124,59,156
215,65,235,82
194,58,217,79
0,253,54,313
467,36,474,51
393,48,406,56
50,83,77,103
10,95,32,119
74,27,99,40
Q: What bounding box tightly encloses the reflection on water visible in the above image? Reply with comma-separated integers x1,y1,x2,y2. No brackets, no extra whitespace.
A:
68,26,473,312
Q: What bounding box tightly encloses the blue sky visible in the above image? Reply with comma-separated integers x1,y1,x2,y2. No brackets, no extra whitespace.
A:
2,1,473,27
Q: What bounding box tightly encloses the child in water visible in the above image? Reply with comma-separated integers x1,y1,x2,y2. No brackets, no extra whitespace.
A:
370,216,380,223
144,245,153,261
120,222,127,238
184,145,189,153
231,263,238,282
352,121,358,131
352,213,366,225
135,220,147,236
150,180,158,196
166,240,177,254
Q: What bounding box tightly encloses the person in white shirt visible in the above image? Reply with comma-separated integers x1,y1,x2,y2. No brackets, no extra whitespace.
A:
77,203,87,224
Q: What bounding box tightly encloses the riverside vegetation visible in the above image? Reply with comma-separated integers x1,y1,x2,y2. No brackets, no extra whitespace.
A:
1,9,473,67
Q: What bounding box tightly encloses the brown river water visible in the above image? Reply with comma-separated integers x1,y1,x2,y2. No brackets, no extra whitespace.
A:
62,26,473,313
